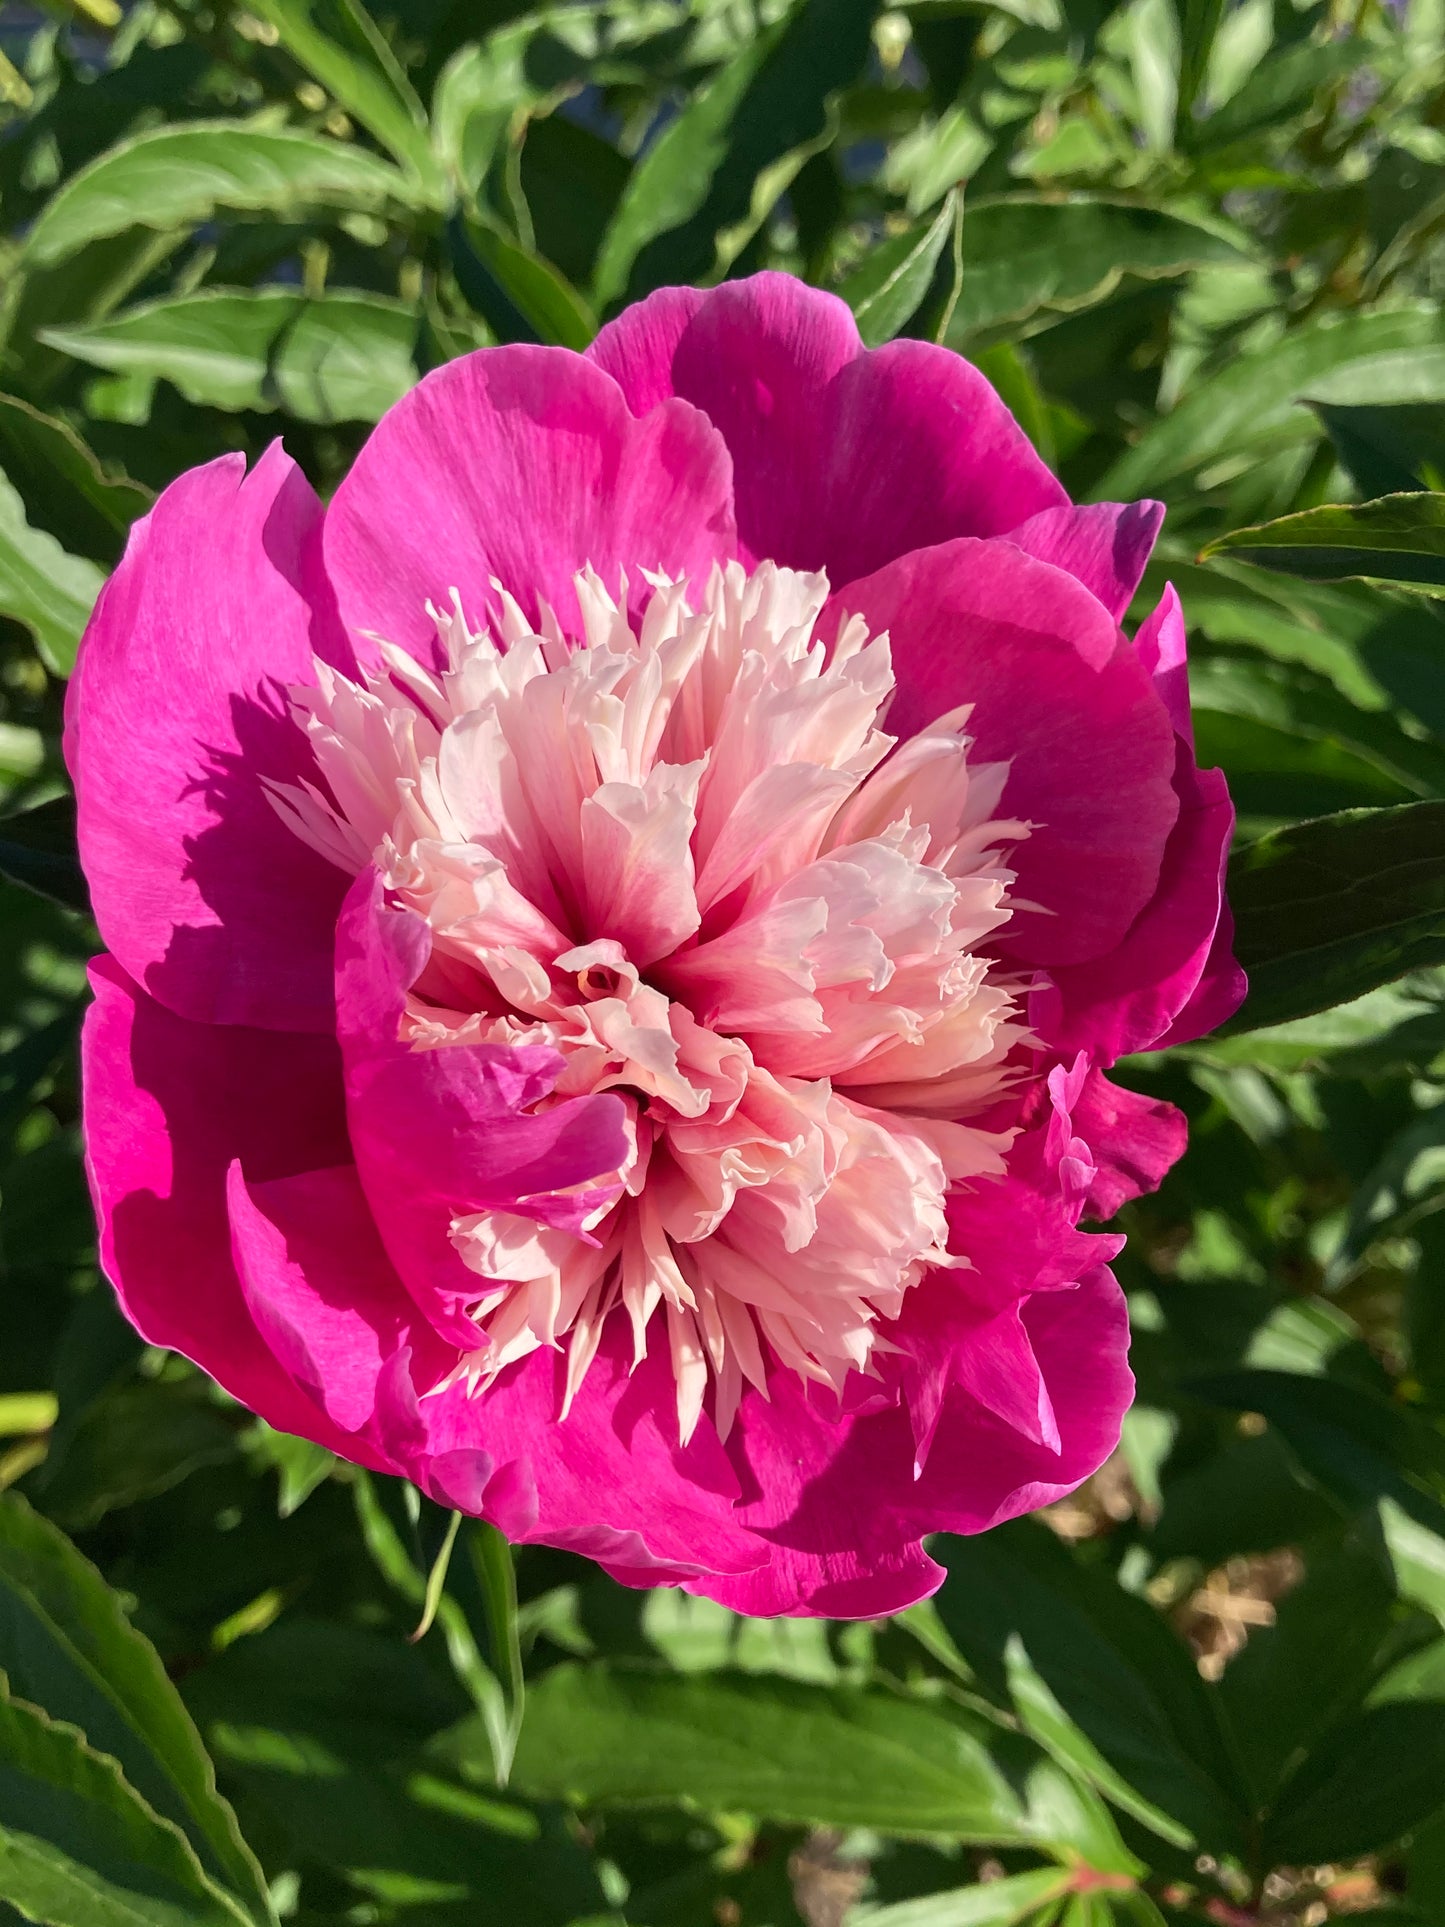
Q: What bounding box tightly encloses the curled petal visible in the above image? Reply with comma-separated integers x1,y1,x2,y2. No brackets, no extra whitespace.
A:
228,1162,419,1435
1002,500,1164,623
831,540,1180,966
335,870,632,1341
385,1327,767,1585
81,956,386,1462
67,446,349,1031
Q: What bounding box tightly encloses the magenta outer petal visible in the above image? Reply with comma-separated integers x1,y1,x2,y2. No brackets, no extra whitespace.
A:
1072,1068,1188,1220
322,345,737,659
1034,750,1238,1061
912,1265,1134,1533
383,1329,767,1586
831,539,1180,966
1133,581,1194,743
228,1162,416,1436
334,872,631,1343
1158,898,1247,1048
691,1377,948,1619
66,445,348,1032
1033,586,1246,1058
81,957,388,1465
1003,500,1164,622
589,273,1066,589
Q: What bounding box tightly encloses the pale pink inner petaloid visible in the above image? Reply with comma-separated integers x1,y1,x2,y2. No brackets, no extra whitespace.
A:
272,561,1032,1441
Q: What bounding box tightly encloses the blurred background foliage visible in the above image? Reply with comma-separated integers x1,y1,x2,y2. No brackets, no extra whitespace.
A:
3,0,1445,1923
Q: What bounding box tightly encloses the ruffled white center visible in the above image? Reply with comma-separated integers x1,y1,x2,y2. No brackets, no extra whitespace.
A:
273,562,1031,1440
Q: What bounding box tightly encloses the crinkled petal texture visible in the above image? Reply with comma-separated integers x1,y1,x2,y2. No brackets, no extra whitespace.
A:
72,273,1243,1616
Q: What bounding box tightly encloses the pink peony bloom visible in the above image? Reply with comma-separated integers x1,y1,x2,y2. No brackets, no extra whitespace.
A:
69,274,1244,1616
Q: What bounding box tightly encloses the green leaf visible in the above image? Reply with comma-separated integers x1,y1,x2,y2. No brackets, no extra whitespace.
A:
998,1636,1188,1855
1225,802,1445,1031
1313,401,1445,497
0,797,87,913
1262,1702,1445,1862
509,1665,1037,1840
1203,494,1445,594
40,1382,238,1529
0,394,150,568
350,1475,515,1756
0,1684,250,1927
182,1618,608,1927
518,114,632,292
1188,36,1365,151
1099,309,1445,498
464,1522,525,1788
40,289,418,423
592,0,875,306
853,1869,1074,1926
240,0,441,196
1182,970,1445,1077
929,1526,1246,1856
0,462,105,675
944,197,1246,341
837,192,960,349
1193,708,1419,825
0,1493,274,1926
447,212,596,351
1215,1525,1398,1808
1189,1370,1445,1539
1187,652,1445,805
1329,1100,1445,1284
24,123,425,268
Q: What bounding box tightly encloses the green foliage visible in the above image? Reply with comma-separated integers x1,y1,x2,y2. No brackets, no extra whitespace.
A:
4,0,1445,1923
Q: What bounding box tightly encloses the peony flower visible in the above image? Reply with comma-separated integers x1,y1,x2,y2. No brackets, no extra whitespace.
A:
69,274,1243,1616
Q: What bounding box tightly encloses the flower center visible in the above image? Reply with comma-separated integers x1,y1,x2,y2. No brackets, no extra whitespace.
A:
272,562,1031,1441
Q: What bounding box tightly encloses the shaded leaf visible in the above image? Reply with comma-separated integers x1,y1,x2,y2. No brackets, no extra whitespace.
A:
509,1664,1038,1840
0,1492,274,1924
593,0,875,305
930,1526,1246,1856
1313,400,1445,497
1215,1525,1398,1806
0,1684,251,1927
1189,1370,1445,1539
0,395,149,568
0,797,87,913
447,212,596,351
1226,803,1445,1030
0,464,104,676
41,1383,238,1529
838,192,960,348
1263,1702,1445,1862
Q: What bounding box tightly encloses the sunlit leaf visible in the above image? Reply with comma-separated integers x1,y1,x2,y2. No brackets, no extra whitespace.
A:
40,289,418,423
1204,494,1445,594
592,0,874,305
24,123,425,267
240,0,441,196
